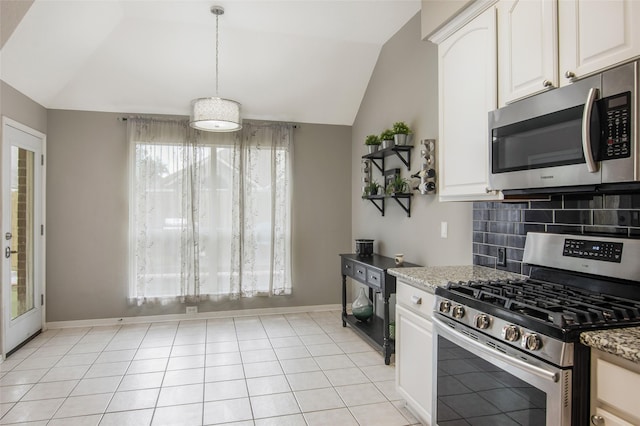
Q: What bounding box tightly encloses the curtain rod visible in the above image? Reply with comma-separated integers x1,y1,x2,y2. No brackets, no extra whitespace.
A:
118,116,299,128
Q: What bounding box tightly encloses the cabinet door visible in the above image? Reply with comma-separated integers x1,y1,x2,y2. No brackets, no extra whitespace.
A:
594,357,640,420
498,0,558,105
593,408,635,426
395,304,433,425
438,7,502,201
559,0,640,86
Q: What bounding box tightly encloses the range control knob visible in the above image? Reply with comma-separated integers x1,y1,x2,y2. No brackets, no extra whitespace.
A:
452,305,465,319
439,300,451,313
522,333,543,351
502,325,520,342
474,314,491,329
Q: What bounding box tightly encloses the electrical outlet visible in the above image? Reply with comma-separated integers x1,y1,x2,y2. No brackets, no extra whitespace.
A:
497,247,507,267
186,306,198,315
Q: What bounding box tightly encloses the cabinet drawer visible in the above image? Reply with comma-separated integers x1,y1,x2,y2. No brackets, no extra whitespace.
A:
367,269,382,289
342,259,354,277
396,281,434,318
353,264,367,282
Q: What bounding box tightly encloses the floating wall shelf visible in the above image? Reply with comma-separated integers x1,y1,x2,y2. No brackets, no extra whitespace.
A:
363,193,413,217
362,145,413,173
362,145,414,217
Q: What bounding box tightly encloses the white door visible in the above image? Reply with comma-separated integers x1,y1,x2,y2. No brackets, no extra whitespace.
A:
1,117,46,356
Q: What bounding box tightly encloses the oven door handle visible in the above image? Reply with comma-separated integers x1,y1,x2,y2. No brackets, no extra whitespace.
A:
581,87,599,173
433,317,560,383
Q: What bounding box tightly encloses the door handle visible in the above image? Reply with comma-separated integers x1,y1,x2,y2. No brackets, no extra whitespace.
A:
582,87,599,173
5,247,17,258
433,317,560,383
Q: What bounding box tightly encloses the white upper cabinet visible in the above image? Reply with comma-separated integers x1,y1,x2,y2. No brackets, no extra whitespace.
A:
499,0,640,105
498,0,558,105
434,4,503,201
559,0,640,85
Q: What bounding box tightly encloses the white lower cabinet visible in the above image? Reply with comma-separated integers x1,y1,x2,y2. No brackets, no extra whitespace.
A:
396,282,435,425
590,349,640,426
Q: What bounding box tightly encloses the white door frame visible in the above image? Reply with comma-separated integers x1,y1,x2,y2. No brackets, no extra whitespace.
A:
1,116,47,359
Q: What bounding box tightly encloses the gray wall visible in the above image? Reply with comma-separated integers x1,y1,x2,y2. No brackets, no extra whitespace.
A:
351,12,472,269
1,0,33,48
45,110,352,321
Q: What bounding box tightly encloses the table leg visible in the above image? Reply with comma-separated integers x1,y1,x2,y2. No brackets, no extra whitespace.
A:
383,294,391,365
341,274,347,327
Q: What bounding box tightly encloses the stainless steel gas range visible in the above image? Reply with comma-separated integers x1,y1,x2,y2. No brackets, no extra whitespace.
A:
433,232,640,426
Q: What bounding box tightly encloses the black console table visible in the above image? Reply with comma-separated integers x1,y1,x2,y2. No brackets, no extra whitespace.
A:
340,253,419,365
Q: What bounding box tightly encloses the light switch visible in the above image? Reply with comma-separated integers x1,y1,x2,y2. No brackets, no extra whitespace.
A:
441,222,448,238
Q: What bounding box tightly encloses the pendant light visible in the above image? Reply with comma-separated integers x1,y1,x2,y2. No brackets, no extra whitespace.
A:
190,6,242,132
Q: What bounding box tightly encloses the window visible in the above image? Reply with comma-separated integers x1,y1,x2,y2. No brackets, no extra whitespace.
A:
128,119,292,303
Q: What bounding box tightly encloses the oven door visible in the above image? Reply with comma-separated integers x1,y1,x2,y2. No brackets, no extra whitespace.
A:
433,316,571,426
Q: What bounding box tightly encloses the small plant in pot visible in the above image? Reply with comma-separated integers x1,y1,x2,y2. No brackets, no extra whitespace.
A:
380,129,395,149
365,134,381,153
366,181,381,197
392,121,412,146
386,175,409,195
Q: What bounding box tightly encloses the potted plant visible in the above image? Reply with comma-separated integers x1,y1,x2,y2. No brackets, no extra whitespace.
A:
392,121,412,146
380,129,395,149
386,175,409,195
368,181,381,196
365,134,381,153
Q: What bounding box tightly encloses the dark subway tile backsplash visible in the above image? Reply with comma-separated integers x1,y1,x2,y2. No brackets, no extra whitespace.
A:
554,210,592,225
604,194,640,209
523,210,554,223
472,193,640,275
594,210,640,227
565,194,603,209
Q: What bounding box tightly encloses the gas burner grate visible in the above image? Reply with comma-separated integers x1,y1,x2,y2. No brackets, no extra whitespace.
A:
445,279,640,328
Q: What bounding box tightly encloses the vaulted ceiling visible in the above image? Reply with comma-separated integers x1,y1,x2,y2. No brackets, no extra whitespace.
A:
1,0,421,125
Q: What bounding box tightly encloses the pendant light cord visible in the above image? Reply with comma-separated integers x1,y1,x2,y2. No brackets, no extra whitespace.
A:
215,11,219,97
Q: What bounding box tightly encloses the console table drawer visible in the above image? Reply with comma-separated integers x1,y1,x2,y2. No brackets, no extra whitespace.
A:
367,269,382,289
353,264,367,282
342,259,355,277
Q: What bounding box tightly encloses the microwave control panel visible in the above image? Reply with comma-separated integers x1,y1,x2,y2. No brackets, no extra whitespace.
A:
601,92,631,160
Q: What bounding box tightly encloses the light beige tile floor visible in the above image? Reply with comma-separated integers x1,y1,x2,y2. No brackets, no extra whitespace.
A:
0,311,420,425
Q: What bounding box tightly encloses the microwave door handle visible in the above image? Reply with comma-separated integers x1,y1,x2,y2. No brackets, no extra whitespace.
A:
582,87,599,173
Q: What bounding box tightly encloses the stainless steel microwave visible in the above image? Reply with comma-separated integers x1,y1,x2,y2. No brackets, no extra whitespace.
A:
488,60,638,192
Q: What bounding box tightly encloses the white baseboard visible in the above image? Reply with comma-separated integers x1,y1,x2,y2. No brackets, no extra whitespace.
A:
45,304,343,330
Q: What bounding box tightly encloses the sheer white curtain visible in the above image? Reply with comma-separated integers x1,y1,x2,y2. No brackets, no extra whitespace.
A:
228,123,292,297
128,118,292,304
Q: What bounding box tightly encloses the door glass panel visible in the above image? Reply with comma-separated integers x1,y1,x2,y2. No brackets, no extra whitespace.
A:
492,105,585,173
10,146,35,320
437,335,546,425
